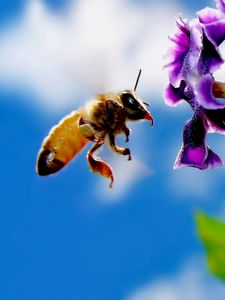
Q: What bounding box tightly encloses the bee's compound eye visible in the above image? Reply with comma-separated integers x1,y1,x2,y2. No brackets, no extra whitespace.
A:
121,93,137,108
128,97,135,105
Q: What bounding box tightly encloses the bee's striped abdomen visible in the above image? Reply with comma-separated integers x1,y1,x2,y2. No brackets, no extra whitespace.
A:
36,110,89,176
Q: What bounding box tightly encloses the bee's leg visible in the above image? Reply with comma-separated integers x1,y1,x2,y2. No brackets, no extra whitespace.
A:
87,140,114,188
78,117,100,142
122,125,131,142
109,133,131,161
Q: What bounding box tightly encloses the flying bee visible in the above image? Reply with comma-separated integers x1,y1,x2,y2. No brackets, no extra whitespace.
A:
36,70,154,187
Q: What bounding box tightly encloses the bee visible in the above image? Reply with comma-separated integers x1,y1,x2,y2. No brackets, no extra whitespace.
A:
36,70,153,187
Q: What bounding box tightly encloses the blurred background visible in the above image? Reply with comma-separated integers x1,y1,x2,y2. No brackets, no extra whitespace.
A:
1,0,225,299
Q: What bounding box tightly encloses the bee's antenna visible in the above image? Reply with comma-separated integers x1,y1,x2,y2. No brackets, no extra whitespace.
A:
134,69,142,92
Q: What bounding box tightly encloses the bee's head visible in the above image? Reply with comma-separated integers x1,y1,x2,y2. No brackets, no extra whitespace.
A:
120,91,153,125
120,70,153,125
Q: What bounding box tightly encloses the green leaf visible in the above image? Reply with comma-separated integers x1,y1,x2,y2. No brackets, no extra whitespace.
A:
196,212,225,281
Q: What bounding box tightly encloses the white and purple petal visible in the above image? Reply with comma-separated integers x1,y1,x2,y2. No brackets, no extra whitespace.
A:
216,0,225,14
204,147,224,168
164,16,190,87
198,7,223,24
164,81,186,106
174,110,223,169
197,8,225,73
198,30,224,74
200,18,225,46
194,74,225,109
204,107,225,133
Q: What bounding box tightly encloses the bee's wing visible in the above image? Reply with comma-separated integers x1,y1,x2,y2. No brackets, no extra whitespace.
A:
36,109,89,176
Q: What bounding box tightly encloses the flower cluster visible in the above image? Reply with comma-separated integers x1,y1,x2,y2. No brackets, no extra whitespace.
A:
164,0,225,170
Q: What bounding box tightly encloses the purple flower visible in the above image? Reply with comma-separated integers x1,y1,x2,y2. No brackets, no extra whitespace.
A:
164,0,225,170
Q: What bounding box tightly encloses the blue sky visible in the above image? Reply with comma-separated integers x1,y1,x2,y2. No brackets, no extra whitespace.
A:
1,0,225,300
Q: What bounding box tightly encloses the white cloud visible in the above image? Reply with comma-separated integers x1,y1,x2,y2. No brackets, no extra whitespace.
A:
0,0,181,111
126,257,225,300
